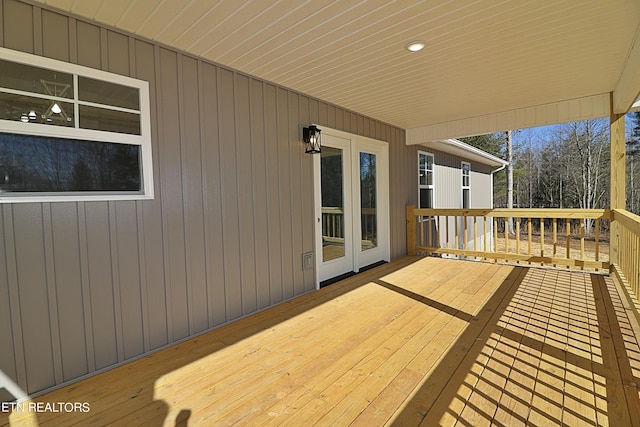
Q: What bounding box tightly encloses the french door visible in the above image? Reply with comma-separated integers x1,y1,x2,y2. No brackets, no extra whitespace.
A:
314,129,389,284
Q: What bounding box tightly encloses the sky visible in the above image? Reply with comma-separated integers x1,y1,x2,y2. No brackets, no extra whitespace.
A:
510,112,638,148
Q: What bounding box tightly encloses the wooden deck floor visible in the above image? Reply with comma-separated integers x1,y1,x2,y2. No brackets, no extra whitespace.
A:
3,257,640,426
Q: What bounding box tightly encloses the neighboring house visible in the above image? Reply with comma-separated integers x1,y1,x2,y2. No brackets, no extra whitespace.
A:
0,1,509,399
417,138,506,210
417,139,506,256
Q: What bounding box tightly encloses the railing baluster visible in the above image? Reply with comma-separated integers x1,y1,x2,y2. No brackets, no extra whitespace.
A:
528,218,532,257
540,218,545,259
505,217,509,254
566,220,571,260
419,214,424,250
445,216,450,250
473,216,478,253
553,218,558,258
427,216,433,252
455,216,459,252
463,215,468,251
516,219,521,255
580,220,585,265
483,217,487,256
493,217,498,258
595,218,600,265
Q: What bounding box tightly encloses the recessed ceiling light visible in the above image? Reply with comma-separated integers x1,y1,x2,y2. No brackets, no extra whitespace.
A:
405,41,425,52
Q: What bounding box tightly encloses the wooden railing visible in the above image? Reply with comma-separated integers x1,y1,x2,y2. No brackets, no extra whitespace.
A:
322,207,377,243
322,207,345,239
406,206,611,270
611,209,640,301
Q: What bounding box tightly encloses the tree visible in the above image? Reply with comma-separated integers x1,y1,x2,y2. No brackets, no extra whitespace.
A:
554,120,609,233
71,158,94,191
460,134,504,158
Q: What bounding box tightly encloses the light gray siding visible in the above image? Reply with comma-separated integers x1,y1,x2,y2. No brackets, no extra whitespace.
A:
0,0,418,396
430,151,494,209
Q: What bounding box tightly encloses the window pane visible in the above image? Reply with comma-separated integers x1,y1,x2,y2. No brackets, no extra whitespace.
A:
78,76,139,110
0,59,73,98
360,152,377,251
420,188,433,209
321,147,345,261
0,93,74,127
419,154,426,185
79,105,141,135
427,155,434,171
0,132,141,193
426,170,433,186
463,188,470,209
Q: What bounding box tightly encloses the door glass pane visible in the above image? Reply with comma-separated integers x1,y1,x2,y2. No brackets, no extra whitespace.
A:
360,152,377,251
321,147,345,261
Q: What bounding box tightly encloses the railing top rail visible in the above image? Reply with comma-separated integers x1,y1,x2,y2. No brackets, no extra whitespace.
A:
412,207,612,219
612,209,640,234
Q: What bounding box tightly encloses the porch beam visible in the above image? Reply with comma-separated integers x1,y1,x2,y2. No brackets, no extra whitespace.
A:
405,94,610,144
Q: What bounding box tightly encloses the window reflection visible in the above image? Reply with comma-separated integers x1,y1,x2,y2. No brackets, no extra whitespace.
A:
0,59,73,98
79,105,141,135
0,132,141,193
78,76,139,110
360,152,377,250
0,93,74,127
321,147,345,261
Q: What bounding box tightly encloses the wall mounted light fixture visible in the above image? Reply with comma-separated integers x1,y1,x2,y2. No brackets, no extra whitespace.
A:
303,125,321,154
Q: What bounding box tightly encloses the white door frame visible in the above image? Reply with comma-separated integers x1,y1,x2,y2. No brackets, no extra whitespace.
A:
314,126,390,288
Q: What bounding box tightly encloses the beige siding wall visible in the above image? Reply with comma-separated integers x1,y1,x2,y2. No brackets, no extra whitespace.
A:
0,0,417,396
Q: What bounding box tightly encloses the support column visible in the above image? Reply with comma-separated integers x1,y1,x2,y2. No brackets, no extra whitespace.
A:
610,93,626,266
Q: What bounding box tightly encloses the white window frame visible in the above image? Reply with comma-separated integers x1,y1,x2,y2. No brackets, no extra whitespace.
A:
418,151,434,209
0,47,153,203
462,161,470,209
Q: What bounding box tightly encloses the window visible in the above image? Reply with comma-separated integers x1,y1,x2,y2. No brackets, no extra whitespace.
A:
418,151,434,209
0,47,153,202
462,161,470,209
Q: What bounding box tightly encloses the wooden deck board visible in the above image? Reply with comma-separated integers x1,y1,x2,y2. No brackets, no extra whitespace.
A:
3,256,640,427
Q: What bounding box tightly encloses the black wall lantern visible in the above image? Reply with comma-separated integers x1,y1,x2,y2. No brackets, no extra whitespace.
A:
303,125,321,154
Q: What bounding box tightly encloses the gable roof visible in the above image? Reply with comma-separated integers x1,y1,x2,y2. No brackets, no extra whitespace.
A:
32,1,640,141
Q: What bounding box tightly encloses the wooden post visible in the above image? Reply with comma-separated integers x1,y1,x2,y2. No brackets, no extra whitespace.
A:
610,93,626,266
407,205,417,256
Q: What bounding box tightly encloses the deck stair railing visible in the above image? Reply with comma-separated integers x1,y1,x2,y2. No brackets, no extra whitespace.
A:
406,206,611,271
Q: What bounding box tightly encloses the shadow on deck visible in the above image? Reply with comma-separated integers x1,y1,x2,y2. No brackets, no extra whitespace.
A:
3,256,640,426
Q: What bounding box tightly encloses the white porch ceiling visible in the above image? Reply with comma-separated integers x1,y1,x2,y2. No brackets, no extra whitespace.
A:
31,0,640,142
